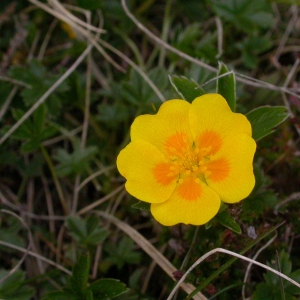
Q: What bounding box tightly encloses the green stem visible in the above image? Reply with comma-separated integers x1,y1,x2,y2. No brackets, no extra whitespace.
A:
181,226,200,270
173,226,200,300
40,145,69,215
276,250,286,300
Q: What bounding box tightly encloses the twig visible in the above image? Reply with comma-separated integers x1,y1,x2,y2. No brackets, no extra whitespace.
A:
47,0,106,34
215,17,223,59
167,248,300,300
274,192,300,215
0,210,33,284
76,165,115,192
0,86,18,121
71,7,93,214
242,233,277,300
121,0,216,73
77,184,125,215
0,43,93,145
37,18,58,60
274,5,298,61
97,211,207,300
0,240,71,275
121,0,300,100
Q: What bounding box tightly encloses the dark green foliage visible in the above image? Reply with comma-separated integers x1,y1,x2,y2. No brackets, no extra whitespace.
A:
0,270,35,300
10,104,57,153
169,75,205,102
0,0,299,299
131,201,151,211
53,140,98,176
211,0,274,33
104,237,142,270
242,164,278,215
252,251,300,299
246,106,289,141
44,253,128,300
66,215,109,247
9,60,68,112
215,210,241,234
217,62,236,111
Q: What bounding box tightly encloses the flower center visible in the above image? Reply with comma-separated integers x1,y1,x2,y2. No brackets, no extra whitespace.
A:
182,152,199,171
169,146,212,183
153,131,230,201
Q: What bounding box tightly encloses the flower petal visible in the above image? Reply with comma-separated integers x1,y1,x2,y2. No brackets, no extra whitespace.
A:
206,133,256,203
151,180,220,226
117,140,177,203
189,94,252,141
130,100,192,155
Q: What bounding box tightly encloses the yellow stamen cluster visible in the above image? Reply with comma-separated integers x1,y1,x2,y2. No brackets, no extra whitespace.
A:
167,143,213,184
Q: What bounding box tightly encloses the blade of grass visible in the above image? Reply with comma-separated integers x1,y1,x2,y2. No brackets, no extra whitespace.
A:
276,250,286,300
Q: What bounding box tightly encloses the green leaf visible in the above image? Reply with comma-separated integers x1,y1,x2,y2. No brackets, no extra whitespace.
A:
9,59,68,109
0,270,24,295
0,229,25,251
67,215,87,241
10,105,57,153
285,270,300,295
205,220,212,229
121,67,168,106
252,283,279,300
66,215,109,246
43,290,78,300
215,210,241,234
89,279,128,299
54,140,98,176
104,237,141,269
237,36,273,69
243,190,277,214
217,62,236,112
169,75,205,102
264,250,292,287
33,104,46,135
97,102,130,128
131,201,150,211
71,253,90,293
246,106,289,141
212,0,274,34
0,270,35,300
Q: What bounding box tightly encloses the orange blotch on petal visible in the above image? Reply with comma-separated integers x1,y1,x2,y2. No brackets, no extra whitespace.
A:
197,130,223,155
177,177,202,201
207,158,230,182
153,163,177,185
165,132,189,156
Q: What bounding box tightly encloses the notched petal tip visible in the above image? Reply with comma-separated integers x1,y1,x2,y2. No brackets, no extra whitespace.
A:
150,183,221,226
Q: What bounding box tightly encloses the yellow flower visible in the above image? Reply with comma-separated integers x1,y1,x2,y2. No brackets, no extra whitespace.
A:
117,94,256,226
